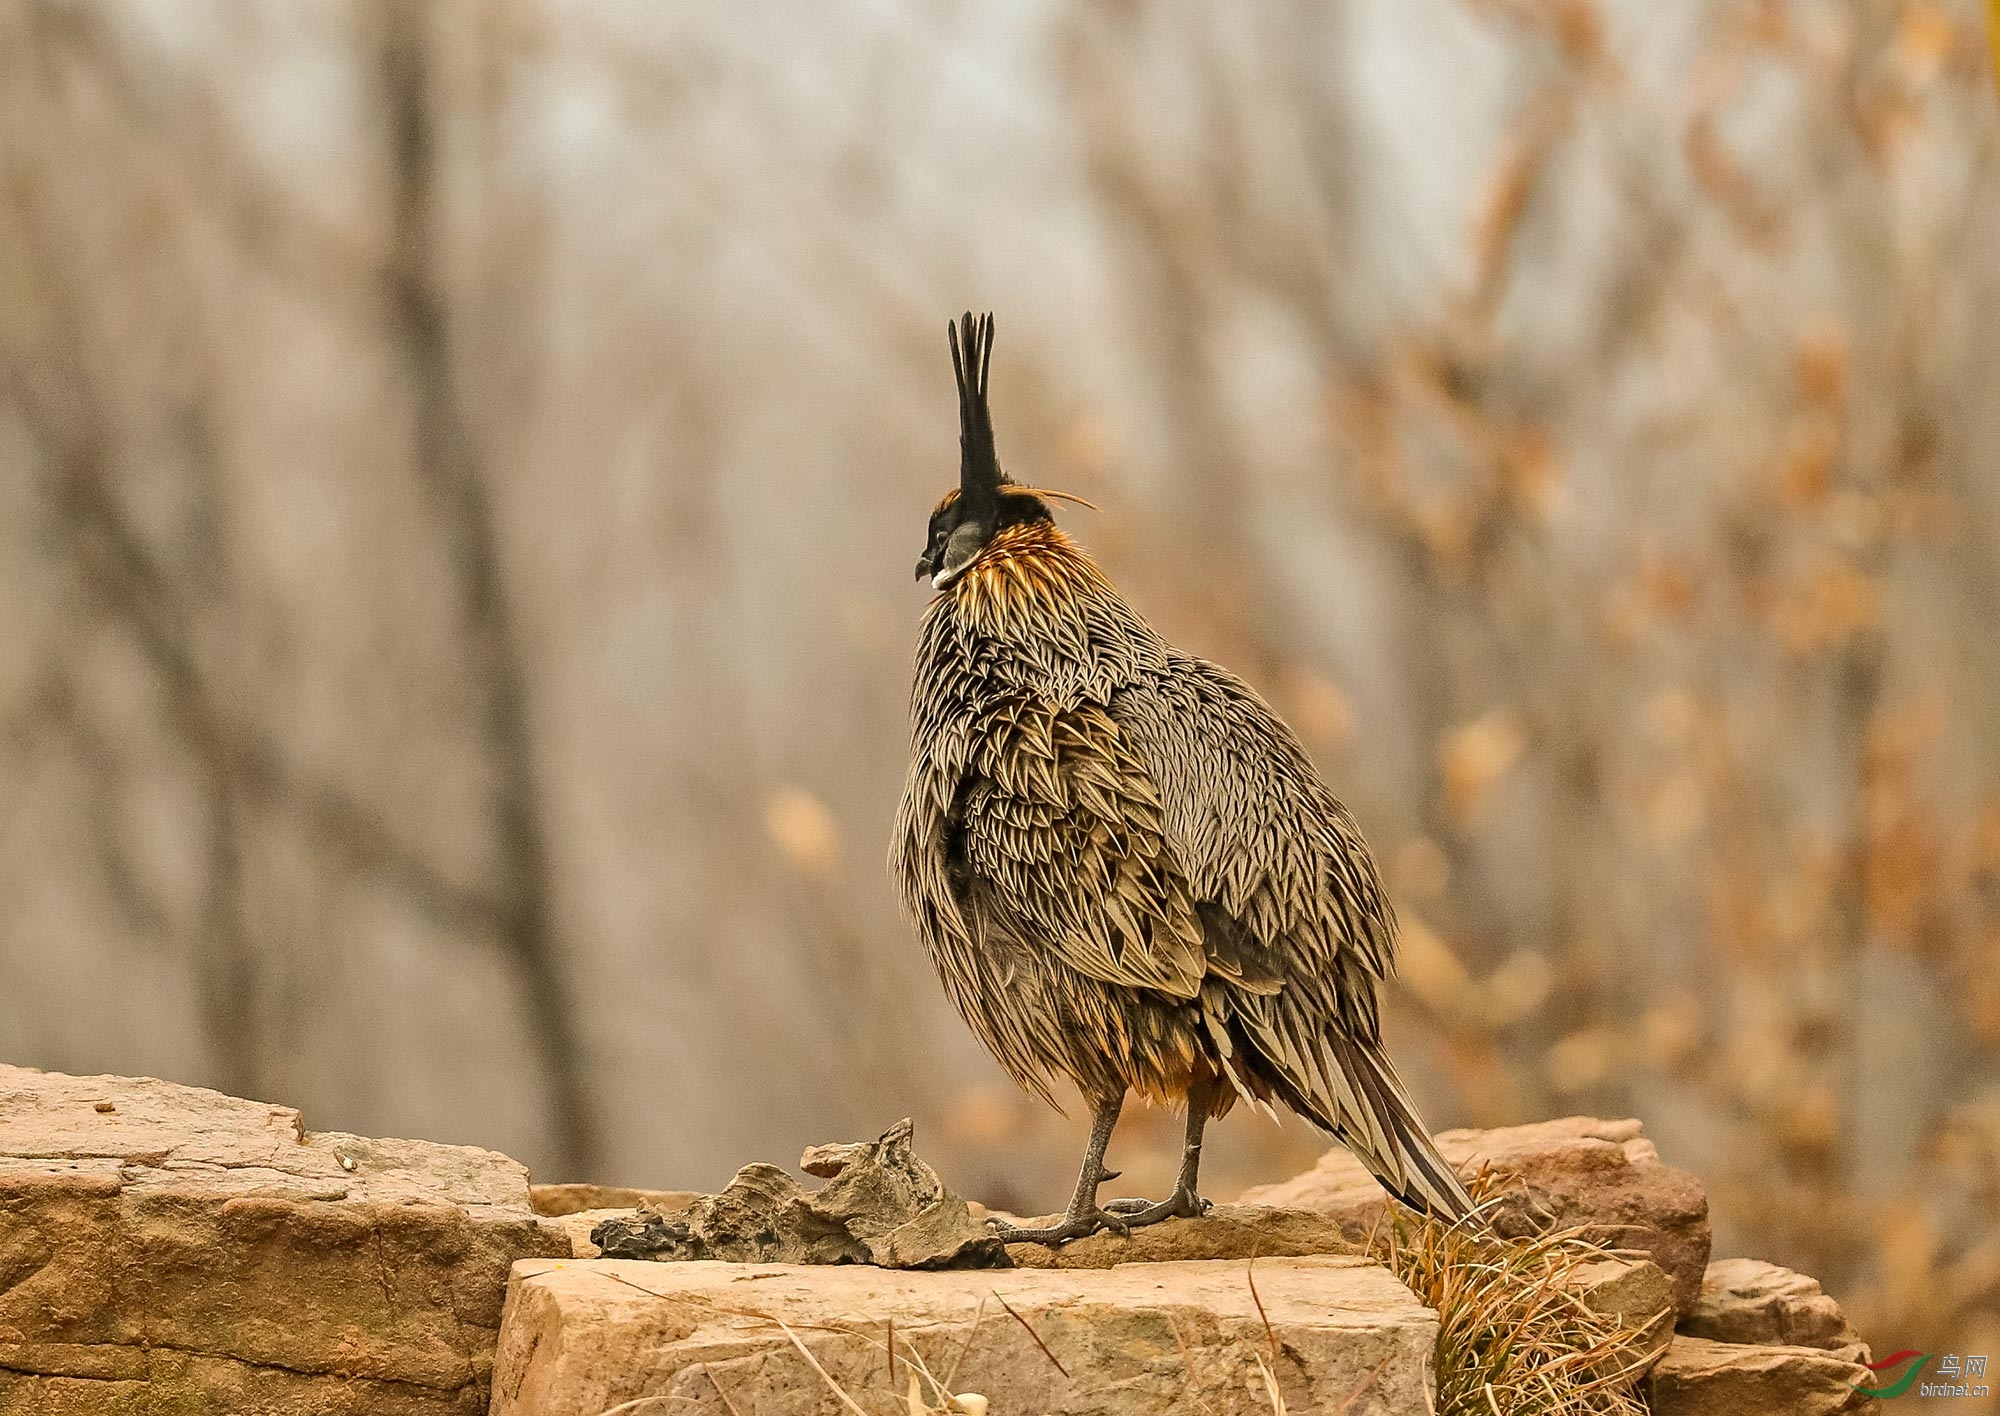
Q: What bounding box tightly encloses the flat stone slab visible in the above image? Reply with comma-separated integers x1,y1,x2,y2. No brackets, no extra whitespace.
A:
0,1064,570,1414
1679,1258,1868,1363
1648,1333,1870,1415
490,1256,1438,1416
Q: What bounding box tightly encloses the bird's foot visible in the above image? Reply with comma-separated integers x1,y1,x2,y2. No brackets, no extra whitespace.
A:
988,1205,1133,1247
1100,1187,1211,1228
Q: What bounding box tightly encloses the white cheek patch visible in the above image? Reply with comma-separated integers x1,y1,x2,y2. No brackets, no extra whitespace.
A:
932,525,987,590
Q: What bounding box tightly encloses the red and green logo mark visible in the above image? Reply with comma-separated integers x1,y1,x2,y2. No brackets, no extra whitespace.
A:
1852,1352,1930,1399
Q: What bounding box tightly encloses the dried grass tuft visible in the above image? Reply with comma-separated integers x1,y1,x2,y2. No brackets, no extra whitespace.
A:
1372,1181,1659,1416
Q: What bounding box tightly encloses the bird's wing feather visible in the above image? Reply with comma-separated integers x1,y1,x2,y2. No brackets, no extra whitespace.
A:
948,696,1209,999
1106,660,1396,1026
1109,661,1476,1222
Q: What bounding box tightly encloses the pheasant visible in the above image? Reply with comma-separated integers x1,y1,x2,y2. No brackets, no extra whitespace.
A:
892,313,1473,1244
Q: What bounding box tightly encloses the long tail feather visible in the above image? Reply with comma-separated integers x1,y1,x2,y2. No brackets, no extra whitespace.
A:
1246,1011,1475,1224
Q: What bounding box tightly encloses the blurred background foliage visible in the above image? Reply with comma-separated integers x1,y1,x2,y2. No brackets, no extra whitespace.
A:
3,0,1998,1368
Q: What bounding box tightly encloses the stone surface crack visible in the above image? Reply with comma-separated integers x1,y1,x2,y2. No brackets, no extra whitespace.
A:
0,1340,476,1394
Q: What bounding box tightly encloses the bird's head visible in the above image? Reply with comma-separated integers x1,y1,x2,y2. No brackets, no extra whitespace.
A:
914,311,1093,592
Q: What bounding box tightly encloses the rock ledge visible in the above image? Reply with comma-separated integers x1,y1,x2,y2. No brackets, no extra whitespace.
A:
0,1064,569,1414
491,1255,1439,1416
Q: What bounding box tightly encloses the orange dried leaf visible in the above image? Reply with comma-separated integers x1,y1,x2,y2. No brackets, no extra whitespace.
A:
1639,551,1699,619
1991,0,2000,91
1482,949,1553,1027
1391,836,1452,901
1501,425,1564,520
764,787,841,876
1795,326,1849,409
1645,772,1706,845
1440,709,1529,827
1894,3,1958,85
1279,668,1355,750
1776,421,1838,507
1545,1029,1618,1094
1551,0,1604,64
1685,114,1748,207
1770,560,1882,654
1640,688,1699,747
1394,913,1474,1012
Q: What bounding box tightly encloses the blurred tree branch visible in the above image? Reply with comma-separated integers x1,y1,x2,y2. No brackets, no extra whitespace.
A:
378,0,601,1177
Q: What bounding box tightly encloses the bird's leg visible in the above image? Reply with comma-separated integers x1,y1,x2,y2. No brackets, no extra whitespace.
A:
1103,1075,1220,1226
988,1093,1133,1245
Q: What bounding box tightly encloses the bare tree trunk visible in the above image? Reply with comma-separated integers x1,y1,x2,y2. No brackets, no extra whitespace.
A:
378,5,599,1179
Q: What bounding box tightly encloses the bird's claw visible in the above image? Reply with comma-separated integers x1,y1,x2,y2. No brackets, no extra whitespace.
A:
1096,1188,1210,1227
988,1206,1133,1247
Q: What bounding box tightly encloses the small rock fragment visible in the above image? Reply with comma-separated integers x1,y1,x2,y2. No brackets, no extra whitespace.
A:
1679,1258,1868,1363
1648,1334,1870,1415
1569,1257,1675,1386
588,1119,1009,1270
591,1208,702,1260
798,1138,870,1178
543,1207,629,1258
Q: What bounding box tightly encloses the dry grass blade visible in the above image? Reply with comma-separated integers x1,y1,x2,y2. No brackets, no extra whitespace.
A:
942,1295,988,1392
1246,1255,1278,1363
701,1363,744,1416
1252,1351,1289,1415
773,1318,871,1416
1165,1315,1222,1416
1332,1352,1393,1415
888,1325,986,1415
592,1397,677,1416
991,1290,1068,1377
585,1268,676,1302
1374,1178,1655,1416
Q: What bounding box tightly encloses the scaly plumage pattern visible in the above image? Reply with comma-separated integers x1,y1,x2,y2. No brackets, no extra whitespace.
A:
894,313,1472,1238
894,517,1473,1225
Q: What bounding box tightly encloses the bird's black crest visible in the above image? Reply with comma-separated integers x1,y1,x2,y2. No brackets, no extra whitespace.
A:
949,312,1003,514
